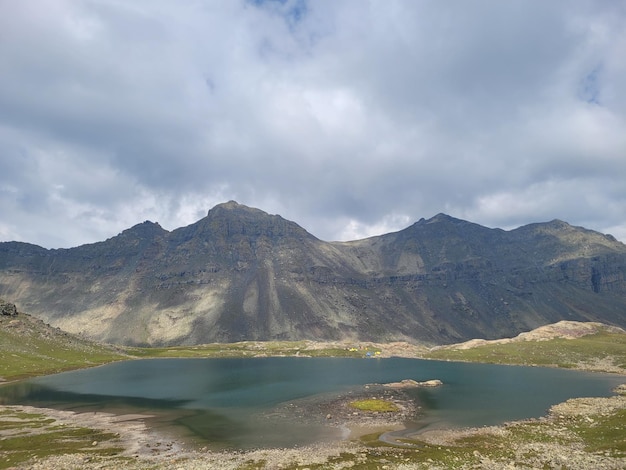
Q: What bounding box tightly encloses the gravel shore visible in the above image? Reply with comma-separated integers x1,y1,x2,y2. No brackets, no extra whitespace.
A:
2,382,625,469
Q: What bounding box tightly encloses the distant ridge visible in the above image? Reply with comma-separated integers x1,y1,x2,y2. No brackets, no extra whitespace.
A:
1,201,625,346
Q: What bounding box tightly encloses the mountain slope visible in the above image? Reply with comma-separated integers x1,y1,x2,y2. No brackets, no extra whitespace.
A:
0,299,126,381
1,202,625,346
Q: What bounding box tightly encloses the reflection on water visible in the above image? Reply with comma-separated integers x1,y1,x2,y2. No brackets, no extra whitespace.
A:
0,357,622,449
0,381,189,410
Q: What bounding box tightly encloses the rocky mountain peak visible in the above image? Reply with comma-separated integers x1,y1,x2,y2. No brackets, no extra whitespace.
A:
511,219,624,255
428,213,457,223
120,220,167,239
403,212,489,238
411,213,458,226
195,201,314,240
209,200,249,212
206,200,271,221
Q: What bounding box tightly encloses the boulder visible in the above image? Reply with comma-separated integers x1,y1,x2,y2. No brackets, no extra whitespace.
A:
383,379,443,389
418,379,443,387
0,300,18,316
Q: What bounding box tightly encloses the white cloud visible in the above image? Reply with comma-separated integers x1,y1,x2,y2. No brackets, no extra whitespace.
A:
0,1,625,247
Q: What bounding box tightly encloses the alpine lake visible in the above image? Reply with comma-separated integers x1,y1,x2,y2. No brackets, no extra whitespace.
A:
0,357,623,450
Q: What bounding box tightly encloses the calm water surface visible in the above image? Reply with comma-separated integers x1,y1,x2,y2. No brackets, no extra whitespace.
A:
0,358,622,449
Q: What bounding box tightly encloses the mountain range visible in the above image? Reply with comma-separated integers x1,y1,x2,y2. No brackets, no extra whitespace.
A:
1,201,625,346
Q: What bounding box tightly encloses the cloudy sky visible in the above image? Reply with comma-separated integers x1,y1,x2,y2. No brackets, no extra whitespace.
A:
1,0,625,248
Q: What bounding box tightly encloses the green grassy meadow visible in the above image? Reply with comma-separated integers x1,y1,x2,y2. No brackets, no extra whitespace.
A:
426,331,626,373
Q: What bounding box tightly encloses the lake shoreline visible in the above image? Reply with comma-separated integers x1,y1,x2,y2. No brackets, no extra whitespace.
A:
2,331,625,469
0,403,374,469
4,384,626,469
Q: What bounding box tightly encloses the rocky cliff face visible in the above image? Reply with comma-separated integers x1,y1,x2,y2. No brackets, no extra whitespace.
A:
1,202,625,346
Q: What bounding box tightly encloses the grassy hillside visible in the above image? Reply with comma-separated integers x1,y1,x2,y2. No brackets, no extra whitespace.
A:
426,323,626,374
0,312,127,381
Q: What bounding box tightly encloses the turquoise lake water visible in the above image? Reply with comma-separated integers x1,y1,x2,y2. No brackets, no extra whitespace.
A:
0,357,622,449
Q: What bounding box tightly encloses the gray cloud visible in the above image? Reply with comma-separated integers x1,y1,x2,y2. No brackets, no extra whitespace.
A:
0,0,625,248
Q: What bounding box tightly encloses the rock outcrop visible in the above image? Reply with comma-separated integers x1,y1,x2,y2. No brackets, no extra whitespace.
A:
383,379,443,389
436,321,626,351
0,299,17,316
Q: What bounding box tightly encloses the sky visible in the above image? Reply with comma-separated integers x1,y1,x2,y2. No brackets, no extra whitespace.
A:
1,0,625,248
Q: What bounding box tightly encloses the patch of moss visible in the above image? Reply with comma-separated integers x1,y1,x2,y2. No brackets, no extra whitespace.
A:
0,425,123,469
504,421,571,446
349,399,399,413
566,409,626,455
351,398,626,468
